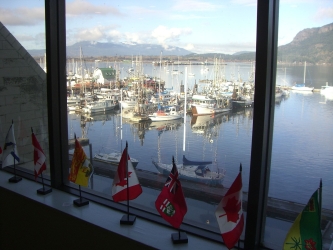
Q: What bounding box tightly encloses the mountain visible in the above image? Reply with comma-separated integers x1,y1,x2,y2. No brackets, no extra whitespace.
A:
278,22,333,64
28,41,192,57
27,22,333,63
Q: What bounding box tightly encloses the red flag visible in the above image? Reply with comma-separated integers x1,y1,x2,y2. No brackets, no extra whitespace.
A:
215,172,244,249
112,146,142,202
155,158,187,228
32,132,47,179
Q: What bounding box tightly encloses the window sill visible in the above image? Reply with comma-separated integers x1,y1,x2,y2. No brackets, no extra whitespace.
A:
0,171,227,249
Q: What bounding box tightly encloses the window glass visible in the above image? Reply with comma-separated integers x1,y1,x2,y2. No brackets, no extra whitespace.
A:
266,1,333,248
0,1,49,179
65,0,256,238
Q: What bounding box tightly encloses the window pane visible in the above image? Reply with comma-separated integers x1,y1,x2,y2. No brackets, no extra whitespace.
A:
0,2,50,179
266,1,333,248
65,0,256,240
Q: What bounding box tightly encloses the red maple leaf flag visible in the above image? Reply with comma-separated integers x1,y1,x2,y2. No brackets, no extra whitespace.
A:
155,157,187,228
112,145,142,202
215,170,244,249
32,132,47,179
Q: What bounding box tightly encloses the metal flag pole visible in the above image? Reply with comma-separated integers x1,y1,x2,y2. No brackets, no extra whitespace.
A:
73,133,89,207
9,120,22,183
120,141,136,225
126,141,130,220
238,163,243,248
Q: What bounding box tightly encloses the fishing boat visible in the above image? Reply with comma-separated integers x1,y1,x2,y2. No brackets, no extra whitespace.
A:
148,105,183,121
152,155,225,186
94,151,139,168
82,99,117,113
191,94,230,116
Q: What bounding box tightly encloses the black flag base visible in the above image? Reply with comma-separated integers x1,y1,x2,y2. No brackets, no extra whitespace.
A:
9,176,22,183
37,187,52,195
171,232,188,244
73,198,89,207
120,214,136,225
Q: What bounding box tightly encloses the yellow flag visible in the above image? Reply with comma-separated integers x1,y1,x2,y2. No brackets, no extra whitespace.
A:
68,139,93,187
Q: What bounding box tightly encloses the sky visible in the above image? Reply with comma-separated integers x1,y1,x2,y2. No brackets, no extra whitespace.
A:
1,0,333,54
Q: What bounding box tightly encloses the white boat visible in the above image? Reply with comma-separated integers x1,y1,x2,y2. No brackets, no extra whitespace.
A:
291,61,314,92
320,83,333,95
191,94,230,116
152,155,225,186
82,99,117,113
94,151,139,168
119,96,138,109
149,105,183,121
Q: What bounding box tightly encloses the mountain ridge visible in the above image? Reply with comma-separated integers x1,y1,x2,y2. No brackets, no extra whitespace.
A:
28,22,333,64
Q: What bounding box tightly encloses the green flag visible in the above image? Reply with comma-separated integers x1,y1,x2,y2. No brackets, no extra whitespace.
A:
283,189,322,250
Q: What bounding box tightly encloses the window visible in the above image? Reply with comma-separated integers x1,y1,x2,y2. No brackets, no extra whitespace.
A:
4,1,332,249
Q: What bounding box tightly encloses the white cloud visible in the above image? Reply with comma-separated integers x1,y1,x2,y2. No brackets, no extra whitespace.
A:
66,0,123,17
172,0,223,12
151,26,192,45
0,7,44,26
314,6,333,20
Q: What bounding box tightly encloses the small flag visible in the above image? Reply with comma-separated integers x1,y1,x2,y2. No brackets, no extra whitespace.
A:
215,169,244,249
155,157,187,228
68,138,93,187
2,122,20,167
283,189,322,250
112,145,142,202
32,132,47,180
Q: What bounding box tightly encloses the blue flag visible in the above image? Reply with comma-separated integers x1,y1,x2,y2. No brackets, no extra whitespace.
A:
2,123,20,167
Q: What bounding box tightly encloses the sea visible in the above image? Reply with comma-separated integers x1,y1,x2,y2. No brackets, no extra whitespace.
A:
67,61,333,211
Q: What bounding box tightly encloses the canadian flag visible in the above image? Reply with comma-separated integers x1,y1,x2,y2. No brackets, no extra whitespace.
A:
32,132,47,179
112,145,142,202
215,170,244,249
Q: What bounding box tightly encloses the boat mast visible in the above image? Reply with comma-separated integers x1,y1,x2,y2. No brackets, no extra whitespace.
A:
304,61,306,84
159,51,162,100
183,67,187,154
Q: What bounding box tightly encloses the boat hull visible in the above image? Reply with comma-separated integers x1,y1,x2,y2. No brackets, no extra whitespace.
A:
94,152,139,168
152,160,224,186
191,105,230,116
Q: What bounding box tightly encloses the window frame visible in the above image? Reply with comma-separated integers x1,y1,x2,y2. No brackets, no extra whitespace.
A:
45,0,279,249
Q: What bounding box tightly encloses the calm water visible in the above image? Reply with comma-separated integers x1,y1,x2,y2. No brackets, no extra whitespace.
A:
68,62,333,210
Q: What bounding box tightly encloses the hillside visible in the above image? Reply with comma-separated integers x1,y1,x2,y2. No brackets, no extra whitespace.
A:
278,22,333,64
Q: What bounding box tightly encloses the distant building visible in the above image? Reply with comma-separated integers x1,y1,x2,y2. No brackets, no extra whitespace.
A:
93,67,116,85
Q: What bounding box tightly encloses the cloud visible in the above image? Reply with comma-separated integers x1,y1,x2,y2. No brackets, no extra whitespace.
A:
230,0,257,7
0,7,44,26
151,26,192,45
188,42,256,54
314,6,333,20
66,0,124,17
172,0,223,12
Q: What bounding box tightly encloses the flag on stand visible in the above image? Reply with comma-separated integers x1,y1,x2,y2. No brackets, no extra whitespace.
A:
2,123,20,168
32,132,47,180
283,189,322,250
155,157,187,229
112,146,142,202
68,138,94,187
215,170,244,249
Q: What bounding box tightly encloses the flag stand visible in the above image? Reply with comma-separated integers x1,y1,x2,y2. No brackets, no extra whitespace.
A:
171,229,188,244
120,142,136,225
74,185,89,207
8,158,22,183
37,172,52,195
